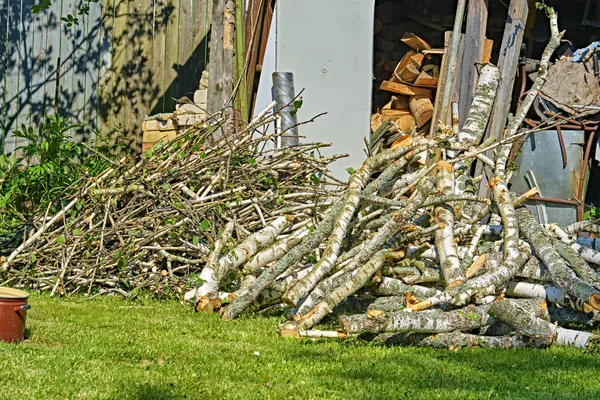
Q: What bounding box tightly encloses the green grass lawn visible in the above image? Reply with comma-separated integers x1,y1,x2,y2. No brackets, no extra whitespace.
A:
0,294,599,400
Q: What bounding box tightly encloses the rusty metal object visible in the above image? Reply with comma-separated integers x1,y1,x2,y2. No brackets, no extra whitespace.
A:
520,118,599,222
556,125,568,169
511,128,586,225
529,196,579,206
578,126,597,221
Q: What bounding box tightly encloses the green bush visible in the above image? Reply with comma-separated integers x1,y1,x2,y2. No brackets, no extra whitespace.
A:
0,116,120,233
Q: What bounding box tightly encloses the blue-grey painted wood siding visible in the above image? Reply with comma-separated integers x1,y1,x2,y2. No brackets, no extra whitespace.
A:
0,0,102,153
1,0,211,154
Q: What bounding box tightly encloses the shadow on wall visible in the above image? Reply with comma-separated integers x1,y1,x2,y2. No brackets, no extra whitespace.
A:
0,0,103,154
96,0,211,153
0,0,211,155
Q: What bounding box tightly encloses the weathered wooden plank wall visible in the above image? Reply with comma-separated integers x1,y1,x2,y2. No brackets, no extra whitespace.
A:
0,0,212,154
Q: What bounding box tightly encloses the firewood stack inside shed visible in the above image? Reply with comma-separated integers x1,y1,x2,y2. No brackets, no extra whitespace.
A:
371,32,441,149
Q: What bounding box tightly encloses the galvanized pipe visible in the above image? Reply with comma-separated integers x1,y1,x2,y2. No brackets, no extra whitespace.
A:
272,72,299,147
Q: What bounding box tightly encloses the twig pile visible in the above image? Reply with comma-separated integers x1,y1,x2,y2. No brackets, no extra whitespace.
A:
0,108,344,297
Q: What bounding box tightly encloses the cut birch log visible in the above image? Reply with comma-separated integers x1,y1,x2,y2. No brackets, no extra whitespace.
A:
435,161,464,286
184,221,235,302
489,298,600,349
371,277,442,299
401,32,433,51
288,248,392,331
290,178,435,327
517,207,600,310
374,331,534,349
409,95,434,128
193,216,291,308
413,71,438,87
291,176,435,319
340,304,493,335
506,281,593,313
489,298,557,347
548,237,600,291
396,64,420,83
243,227,309,273
549,307,600,328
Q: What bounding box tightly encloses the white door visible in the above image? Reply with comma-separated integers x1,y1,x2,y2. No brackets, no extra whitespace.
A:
276,0,375,179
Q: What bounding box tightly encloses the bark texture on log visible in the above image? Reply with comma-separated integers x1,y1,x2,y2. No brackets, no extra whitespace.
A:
456,64,499,147
291,248,391,331
184,221,235,302
194,216,290,305
489,298,555,347
435,161,464,286
283,140,421,307
374,331,533,349
549,237,600,290
340,305,492,335
292,177,435,325
517,207,600,310
490,298,600,350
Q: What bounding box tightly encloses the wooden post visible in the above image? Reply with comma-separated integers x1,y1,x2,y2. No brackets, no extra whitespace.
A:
244,0,266,120
233,0,248,122
476,0,529,196
244,0,275,119
437,0,467,126
458,0,488,128
207,0,236,116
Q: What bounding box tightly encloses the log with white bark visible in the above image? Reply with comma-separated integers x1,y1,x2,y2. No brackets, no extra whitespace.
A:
282,139,426,307
435,161,465,287
489,298,600,350
340,305,493,335
505,281,592,313
184,221,235,302
191,216,290,308
298,177,434,313
548,237,600,290
517,207,600,310
374,331,534,349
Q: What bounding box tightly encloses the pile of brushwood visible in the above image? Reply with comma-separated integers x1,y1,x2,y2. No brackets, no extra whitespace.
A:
2,10,600,350
0,106,345,298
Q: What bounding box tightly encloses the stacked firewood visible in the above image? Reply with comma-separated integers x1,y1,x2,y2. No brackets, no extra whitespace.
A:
183,12,600,350
371,33,441,150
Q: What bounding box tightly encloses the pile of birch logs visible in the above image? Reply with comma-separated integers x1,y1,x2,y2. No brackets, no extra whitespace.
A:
186,11,600,350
